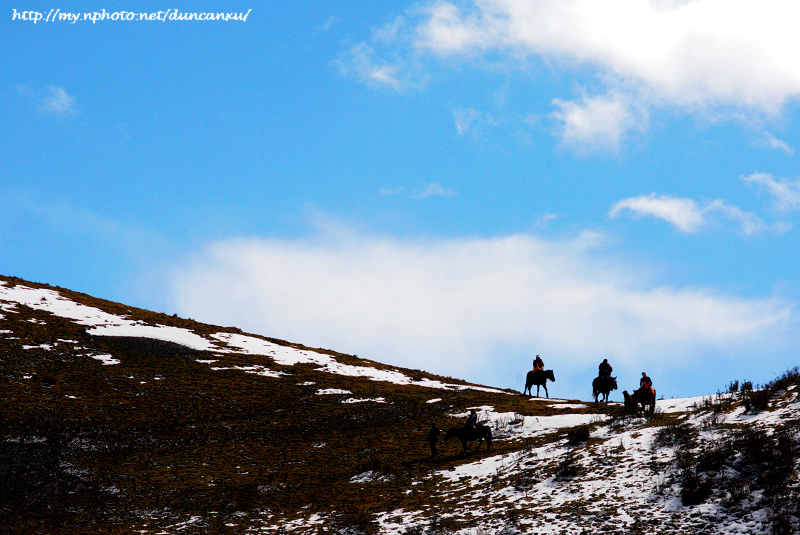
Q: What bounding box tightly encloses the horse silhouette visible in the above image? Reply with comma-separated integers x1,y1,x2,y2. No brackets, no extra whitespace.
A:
445,424,492,454
524,369,555,398
592,375,617,404
622,388,655,415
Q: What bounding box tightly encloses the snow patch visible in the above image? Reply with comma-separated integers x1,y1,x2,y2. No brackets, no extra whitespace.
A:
342,397,386,404
316,388,352,395
89,354,120,366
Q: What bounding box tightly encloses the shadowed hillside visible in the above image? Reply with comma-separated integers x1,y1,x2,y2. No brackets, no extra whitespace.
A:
1,275,798,534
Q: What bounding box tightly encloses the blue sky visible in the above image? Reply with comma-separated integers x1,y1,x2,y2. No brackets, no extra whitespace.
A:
3,1,800,399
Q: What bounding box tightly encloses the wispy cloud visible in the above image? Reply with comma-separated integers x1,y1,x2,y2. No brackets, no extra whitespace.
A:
412,182,456,199
380,183,456,199
743,172,800,211
316,15,339,32
11,191,168,256
335,42,427,91
609,193,788,236
372,15,406,43
40,85,75,115
334,43,404,90
610,195,705,233
533,213,558,228
379,186,406,197
452,107,497,137
760,132,794,155
17,84,77,115
168,224,791,388
453,107,481,136
551,92,647,153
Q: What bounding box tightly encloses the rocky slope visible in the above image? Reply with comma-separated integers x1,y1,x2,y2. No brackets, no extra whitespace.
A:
1,275,798,534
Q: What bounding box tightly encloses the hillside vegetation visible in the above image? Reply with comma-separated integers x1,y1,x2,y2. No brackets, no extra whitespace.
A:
1,275,798,534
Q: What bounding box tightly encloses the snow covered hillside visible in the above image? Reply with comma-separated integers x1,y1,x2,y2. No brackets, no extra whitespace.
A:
1,275,798,534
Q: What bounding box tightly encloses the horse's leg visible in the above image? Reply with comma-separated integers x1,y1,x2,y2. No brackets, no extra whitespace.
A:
544,384,548,398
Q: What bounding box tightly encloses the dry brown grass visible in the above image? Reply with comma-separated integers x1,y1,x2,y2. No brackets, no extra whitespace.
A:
0,275,620,534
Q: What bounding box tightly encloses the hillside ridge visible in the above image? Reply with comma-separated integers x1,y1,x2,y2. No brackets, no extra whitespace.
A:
1,275,799,534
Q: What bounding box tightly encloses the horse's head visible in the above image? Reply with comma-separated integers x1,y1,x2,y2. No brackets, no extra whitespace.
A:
610,376,618,390
546,369,555,382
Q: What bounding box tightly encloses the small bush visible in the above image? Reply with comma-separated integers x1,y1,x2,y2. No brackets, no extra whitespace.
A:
555,451,582,480
743,389,770,411
653,422,697,449
680,469,713,505
567,425,590,445
328,505,379,535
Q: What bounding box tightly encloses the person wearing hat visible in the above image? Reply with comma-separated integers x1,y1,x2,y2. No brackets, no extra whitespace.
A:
598,358,612,378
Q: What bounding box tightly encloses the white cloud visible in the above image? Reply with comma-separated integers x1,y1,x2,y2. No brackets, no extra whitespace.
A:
168,226,791,385
40,86,75,115
412,182,456,199
413,0,800,115
760,132,794,155
609,193,786,235
610,195,704,232
743,172,800,210
551,93,646,152
335,43,405,91
340,1,800,147
705,200,770,236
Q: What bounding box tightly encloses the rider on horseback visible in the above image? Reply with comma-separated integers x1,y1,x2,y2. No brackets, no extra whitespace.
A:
465,409,478,431
532,354,544,372
598,358,612,377
640,371,654,397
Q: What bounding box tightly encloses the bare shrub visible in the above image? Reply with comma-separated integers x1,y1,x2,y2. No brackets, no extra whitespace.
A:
567,425,590,445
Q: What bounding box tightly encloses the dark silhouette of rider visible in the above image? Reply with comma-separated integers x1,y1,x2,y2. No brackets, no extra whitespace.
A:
465,409,478,431
640,371,654,396
427,423,440,457
532,354,544,372
598,358,612,378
